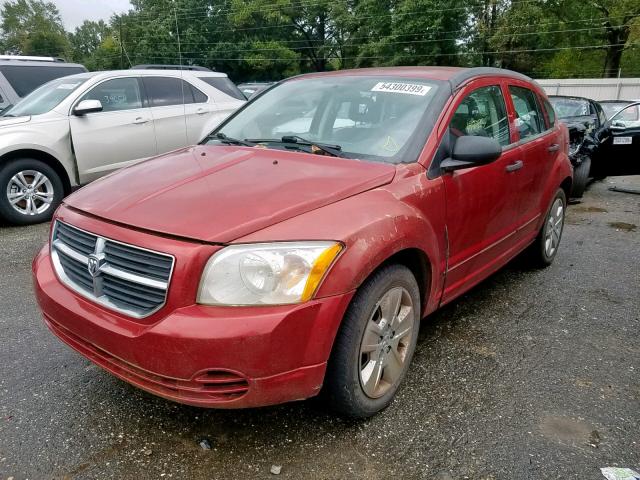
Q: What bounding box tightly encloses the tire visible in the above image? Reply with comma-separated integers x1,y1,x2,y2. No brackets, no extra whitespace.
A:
527,189,567,268
323,264,421,418
570,156,591,199
0,158,64,226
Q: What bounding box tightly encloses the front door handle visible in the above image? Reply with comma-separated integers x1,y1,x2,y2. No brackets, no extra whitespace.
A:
133,117,150,124
505,160,523,172
547,143,560,152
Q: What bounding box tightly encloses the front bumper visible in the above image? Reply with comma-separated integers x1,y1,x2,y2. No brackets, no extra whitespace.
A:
33,244,353,408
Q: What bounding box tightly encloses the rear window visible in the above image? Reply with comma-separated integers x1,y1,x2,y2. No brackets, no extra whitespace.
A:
197,76,245,100
0,65,86,97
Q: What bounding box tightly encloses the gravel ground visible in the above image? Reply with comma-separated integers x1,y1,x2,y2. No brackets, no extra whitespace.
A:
0,177,638,480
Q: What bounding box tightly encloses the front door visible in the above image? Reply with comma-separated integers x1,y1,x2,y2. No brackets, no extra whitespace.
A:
440,81,524,303
593,102,640,177
70,77,157,184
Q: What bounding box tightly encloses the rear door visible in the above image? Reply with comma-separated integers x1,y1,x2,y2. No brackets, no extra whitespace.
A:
440,80,524,303
506,83,559,239
70,76,157,183
141,76,191,152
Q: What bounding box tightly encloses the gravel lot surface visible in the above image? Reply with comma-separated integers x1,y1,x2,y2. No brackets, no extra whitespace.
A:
1,177,638,480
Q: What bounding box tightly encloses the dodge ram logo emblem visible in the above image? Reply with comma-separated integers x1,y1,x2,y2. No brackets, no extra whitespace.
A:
87,254,103,277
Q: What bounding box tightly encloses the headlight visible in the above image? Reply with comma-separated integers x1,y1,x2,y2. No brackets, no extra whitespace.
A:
197,242,343,305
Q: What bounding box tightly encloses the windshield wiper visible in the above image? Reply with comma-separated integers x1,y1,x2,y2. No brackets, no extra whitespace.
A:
245,136,345,158
209,132,256,147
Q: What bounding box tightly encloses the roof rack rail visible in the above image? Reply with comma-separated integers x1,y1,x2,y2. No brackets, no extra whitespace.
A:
130,64,214,72
0,55,66,62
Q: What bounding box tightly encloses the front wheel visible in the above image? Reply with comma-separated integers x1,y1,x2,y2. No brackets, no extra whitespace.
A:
527,189,567,267
323,264,421,418
0,158,64,225
570,156,591,199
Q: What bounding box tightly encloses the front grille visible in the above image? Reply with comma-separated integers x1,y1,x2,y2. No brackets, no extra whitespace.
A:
51,220,174,318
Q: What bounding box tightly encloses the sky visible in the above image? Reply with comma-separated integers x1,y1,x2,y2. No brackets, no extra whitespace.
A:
52,0,132,30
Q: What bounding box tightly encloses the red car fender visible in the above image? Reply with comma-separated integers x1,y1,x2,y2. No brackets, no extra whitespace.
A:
234,171,447,316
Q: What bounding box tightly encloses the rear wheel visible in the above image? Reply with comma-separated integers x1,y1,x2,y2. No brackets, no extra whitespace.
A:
0,158,64,225
323,264,421,418
527,189,566,267
570,156,591,199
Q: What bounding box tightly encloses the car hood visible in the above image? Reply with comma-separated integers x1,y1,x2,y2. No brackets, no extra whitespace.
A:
0,115,30,127
65,145,396,243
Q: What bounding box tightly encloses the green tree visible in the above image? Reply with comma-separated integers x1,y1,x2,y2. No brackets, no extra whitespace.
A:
0,0,70,57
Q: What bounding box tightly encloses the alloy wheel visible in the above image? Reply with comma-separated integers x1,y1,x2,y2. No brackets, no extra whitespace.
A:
359,286,415,399
544,197,564,258
6,170,54,216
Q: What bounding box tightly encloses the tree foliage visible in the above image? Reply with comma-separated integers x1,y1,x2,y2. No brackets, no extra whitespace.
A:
0,0,638,81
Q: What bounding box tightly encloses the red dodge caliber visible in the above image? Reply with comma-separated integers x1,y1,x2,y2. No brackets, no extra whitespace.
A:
33,67,572,417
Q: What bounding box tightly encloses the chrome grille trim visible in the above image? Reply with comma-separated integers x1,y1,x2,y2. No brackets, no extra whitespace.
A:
50,220,175,318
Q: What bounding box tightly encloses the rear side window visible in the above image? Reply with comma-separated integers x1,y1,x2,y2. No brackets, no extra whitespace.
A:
509,86,545,139
143,77,199,107
190,83,208,103
449,85,510,146
543,99,556,128
197,76,245,100
0,65,86,97
81,77,143,112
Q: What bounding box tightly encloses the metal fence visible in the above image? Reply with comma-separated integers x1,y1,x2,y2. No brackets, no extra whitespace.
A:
535,78,640,101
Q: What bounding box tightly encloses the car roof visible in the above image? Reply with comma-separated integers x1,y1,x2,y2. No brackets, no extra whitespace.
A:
0,59,86,69
287,66,533,88
549,95,593,102
61,70,229,82
599,99,634,103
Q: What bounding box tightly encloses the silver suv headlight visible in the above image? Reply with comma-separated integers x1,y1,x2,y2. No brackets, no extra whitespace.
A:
197,242,343,306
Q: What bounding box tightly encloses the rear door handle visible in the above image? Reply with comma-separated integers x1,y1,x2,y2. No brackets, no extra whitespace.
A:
506,160,523,172
547,143,560,152
133,117,150,124
196,107,208,115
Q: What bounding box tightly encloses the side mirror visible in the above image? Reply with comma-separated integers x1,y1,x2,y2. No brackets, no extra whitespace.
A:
441,136,502,172
73,99,103,116
610,120,626,130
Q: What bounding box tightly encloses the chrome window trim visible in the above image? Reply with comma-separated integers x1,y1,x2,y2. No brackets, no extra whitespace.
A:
50,220,175,319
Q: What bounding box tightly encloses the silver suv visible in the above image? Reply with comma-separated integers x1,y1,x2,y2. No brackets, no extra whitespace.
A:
0,69,245,225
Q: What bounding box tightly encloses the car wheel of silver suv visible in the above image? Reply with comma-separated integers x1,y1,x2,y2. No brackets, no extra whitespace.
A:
0,158,64,225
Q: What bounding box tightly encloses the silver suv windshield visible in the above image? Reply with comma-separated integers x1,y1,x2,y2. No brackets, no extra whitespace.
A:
204,76,441,163
4,75,90,117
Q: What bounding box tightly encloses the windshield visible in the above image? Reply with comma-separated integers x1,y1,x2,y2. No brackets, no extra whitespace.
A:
549,98,591,119
204,76,442,163
4,75,89,117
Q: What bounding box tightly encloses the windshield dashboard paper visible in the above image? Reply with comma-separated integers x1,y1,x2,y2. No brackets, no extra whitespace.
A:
372,82,431,96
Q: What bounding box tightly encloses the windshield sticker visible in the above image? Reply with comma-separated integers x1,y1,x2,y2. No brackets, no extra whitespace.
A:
613,137,632,145
371,82,431,96
57,83,79,90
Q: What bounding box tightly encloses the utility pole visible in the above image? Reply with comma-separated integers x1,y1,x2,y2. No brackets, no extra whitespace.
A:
119,16,124,69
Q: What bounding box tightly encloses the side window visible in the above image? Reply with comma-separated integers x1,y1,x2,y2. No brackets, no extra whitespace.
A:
509,86,545,139
595,102,607,126
543,99,556,128
450,85,510,146
143,77,196,107
197,77,245,101
81,77,143,113
190,83,208,103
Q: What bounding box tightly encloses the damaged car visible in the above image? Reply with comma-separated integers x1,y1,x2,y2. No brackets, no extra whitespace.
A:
549,96,640,193
548,95,607,197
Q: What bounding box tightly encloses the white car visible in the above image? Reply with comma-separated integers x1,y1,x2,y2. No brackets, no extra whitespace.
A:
0,69,245,225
